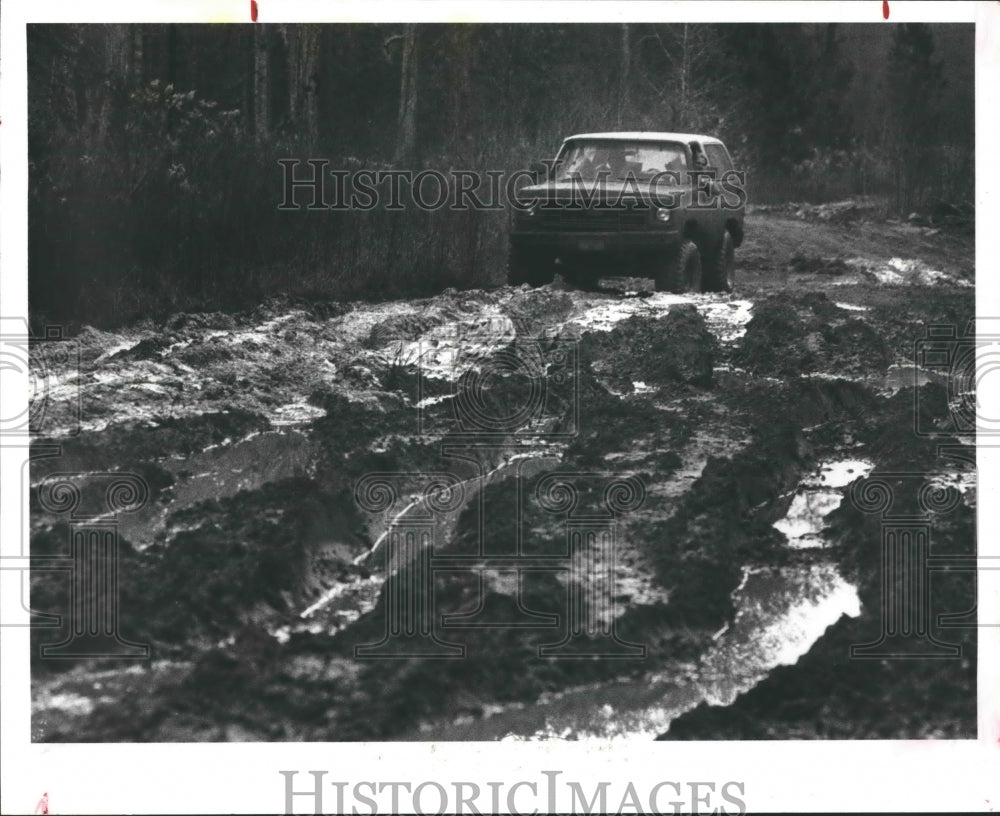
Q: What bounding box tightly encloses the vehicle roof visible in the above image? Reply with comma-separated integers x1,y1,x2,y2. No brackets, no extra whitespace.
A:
563,132,724,145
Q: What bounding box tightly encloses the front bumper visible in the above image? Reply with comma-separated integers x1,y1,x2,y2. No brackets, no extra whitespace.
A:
509,230,680,255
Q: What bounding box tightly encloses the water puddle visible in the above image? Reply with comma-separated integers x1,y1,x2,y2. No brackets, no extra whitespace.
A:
879,363,947,395
561,292,754,343
845,257,972,288
773,459,874,548
290,448,563,635
119,429,318,547
926,469,977,508
410,562,859,741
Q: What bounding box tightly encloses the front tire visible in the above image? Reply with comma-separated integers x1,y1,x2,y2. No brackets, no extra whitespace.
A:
655,239,702,293
507,246,555,287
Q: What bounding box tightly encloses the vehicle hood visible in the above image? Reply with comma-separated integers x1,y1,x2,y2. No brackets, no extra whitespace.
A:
517,179,687,206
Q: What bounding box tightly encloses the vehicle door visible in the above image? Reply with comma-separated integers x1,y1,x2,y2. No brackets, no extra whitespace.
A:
689,139,725,238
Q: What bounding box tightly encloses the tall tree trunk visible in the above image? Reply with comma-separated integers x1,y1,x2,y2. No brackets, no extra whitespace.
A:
448,27,474,156
167,25,180,86
105,25,132,85
298,25,321,149
617,24,631,128
282,25,299,123
281,25,321,147
131,28,144,88
679,24,690,128
164,25,183,135
394,24,419,163
253,26,270,143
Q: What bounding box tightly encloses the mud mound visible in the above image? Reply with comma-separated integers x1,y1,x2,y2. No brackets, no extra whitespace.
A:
791,200,869,223
38,633,369,741
165,311,238,332
750,198,885,224
109,333,183,361
582,304,716,390
329,479,653,738
624,420,811,637
33,409,270,479
661,485,975,740
175,339,238,368
822,319,894,376
363,311,448,349
787,254,850,276
70,325,131,361
306,300,354,322
127,478,367,646
855,385,962,470
867,292,972,361
735,293,890,377
307,389,410,456
659,607,975,740
505,288,576,335
850,257,972,288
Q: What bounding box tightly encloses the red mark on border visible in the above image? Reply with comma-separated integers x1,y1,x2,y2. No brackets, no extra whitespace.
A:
882,1,890,19
251,0,258,22
35,792,49,815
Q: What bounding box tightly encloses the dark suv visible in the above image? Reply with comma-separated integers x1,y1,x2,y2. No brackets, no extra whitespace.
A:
507,132,745,293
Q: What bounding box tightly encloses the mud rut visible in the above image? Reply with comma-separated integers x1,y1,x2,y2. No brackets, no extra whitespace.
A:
29,237,976,741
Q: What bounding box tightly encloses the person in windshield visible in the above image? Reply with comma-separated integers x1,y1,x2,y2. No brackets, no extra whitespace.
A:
559,141,689,182
562,144,611,181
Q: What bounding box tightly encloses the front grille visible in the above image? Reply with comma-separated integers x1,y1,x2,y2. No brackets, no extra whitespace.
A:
531,206,649,231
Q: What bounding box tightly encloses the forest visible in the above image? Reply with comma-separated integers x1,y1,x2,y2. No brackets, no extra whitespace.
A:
28,23,974,327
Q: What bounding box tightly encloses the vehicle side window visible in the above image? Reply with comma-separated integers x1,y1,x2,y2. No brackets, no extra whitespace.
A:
703,144,733,172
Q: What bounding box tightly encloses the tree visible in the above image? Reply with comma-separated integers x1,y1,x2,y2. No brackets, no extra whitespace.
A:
617,24,631,128
804,24,854,152
887,23,944,212
634,25,730,133
388,24,419,163
282,24,321,148
253,25,270,142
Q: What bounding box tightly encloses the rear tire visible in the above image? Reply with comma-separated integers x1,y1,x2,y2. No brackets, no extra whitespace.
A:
705,230,736,292
655,239,702,293
507,246,555,287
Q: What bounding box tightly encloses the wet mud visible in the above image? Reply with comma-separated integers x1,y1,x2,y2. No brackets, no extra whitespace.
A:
30,209,976,741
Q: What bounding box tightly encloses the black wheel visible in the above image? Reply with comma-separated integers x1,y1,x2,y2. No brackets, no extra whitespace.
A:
507,245,555,287
705,230,736,292
655,239,702,293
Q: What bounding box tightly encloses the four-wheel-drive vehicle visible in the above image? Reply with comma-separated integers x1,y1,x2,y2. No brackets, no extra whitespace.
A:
507,132,745,293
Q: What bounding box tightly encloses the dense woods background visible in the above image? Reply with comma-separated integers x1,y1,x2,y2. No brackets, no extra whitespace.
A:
28,23,974,327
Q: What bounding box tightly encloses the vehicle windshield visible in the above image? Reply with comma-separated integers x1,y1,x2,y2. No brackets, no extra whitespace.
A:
554,140,689,182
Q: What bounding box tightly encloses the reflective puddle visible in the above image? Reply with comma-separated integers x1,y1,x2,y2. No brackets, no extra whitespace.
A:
409,561,860,741
773,459,874,548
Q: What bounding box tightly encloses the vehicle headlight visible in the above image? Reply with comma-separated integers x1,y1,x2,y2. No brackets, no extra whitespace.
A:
655,208,671,223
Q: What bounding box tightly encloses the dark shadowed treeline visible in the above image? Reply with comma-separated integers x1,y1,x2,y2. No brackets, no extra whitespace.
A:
28,23,973,327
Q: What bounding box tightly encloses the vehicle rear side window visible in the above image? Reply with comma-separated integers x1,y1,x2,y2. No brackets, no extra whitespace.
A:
703,143,733,172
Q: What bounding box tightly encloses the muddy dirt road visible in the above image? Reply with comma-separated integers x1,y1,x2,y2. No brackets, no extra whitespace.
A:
30,208,976,741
